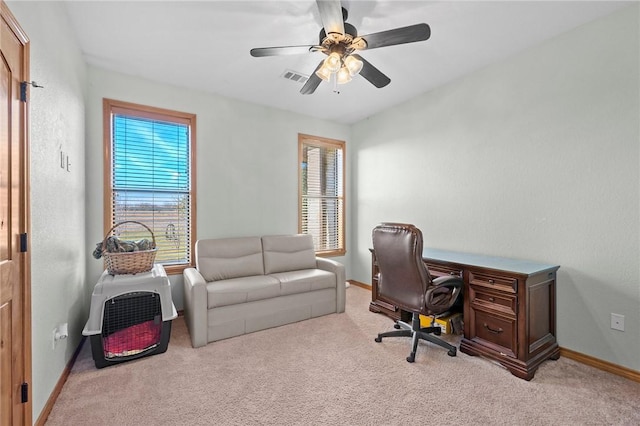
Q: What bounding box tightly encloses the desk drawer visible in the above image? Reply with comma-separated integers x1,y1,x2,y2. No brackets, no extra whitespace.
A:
470,285,517,316
426,263,462,279
469,271,518,294
469,309,517,358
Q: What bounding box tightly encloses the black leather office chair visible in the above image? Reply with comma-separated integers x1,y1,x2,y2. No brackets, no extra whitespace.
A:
372,223,463,362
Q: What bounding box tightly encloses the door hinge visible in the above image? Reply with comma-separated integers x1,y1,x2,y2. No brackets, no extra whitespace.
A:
19,233,28,252
21,382,28,403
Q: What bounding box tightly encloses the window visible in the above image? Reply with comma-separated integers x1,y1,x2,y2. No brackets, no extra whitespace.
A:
103,99,196,274
298,133,345,256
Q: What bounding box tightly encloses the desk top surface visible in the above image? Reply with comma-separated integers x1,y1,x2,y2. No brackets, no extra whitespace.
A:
423,248,560,276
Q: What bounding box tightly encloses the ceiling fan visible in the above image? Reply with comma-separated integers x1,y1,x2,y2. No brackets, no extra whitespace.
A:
249,0,431,95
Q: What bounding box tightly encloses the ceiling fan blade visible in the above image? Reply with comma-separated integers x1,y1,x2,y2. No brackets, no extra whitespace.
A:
250,45,317,57
300,61,324,95
316,0,344,37
351,54,390,88
355,23,431,50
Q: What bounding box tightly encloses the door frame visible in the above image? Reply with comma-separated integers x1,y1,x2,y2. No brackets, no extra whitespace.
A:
1,1,32,423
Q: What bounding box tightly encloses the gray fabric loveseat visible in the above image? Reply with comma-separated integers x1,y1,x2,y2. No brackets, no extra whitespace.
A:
183,234,346,348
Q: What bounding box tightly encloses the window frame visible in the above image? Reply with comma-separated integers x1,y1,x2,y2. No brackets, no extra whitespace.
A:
298,133,346,257
103,98,197,275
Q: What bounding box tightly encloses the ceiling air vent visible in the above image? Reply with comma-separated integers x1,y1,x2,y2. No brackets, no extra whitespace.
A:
281,69,308,84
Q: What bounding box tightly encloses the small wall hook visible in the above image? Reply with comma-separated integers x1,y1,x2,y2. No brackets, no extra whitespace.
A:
22,81,44,88
20,81,44,102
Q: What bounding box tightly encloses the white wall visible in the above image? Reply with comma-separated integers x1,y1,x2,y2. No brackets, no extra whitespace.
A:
6,1,87,421
84,67,352,310
351,5,639,371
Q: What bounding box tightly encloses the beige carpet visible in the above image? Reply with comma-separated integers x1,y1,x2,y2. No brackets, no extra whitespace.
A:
46,286,640,425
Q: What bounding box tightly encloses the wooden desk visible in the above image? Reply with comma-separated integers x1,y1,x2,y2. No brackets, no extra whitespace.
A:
370,248,560,380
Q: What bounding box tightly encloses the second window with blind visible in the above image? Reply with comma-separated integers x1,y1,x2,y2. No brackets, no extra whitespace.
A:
103,99,196,274
298,133,345,256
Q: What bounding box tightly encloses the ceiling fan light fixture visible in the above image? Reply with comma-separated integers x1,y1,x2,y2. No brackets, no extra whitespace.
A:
315,65,333,82
344,55,363,76
324,52,342,73
336,66,352,84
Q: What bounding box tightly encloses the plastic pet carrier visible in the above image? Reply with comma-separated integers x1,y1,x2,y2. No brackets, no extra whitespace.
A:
83,264,177,368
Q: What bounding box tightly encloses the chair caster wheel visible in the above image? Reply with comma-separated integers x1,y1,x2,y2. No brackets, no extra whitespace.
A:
393,323,401,329
448,348,457,357
375,336,382,343
406,354,415,363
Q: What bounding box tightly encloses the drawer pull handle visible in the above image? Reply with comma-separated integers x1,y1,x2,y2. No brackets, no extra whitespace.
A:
488,297,495,302
483,323,503,334
488,279,495,284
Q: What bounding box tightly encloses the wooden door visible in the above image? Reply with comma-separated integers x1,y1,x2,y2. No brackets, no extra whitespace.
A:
0,2,30,424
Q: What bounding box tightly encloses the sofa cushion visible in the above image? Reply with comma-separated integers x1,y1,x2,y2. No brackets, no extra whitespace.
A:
207,275,280,308
196,237,264,282
269,269,336,296
262,234,316,274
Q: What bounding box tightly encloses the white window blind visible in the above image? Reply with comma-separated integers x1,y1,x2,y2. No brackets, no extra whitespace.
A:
299,135,345,255
109,107,193,267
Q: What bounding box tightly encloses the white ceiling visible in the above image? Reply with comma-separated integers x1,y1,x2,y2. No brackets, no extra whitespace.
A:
63,1,630,124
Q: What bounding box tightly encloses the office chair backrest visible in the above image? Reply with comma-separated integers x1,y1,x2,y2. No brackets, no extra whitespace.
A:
372,223,432,314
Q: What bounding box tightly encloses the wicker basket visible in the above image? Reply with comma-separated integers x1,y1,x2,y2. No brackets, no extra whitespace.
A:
102,221,157,275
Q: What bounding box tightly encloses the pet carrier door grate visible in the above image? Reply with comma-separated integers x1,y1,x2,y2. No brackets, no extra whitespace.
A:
101,291,162,359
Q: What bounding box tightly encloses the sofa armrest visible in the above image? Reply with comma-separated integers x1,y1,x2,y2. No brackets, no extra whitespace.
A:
316,257,346,313
183,267,209,348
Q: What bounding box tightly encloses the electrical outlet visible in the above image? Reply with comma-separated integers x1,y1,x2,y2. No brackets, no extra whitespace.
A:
52,323,69,349
611,313,625,331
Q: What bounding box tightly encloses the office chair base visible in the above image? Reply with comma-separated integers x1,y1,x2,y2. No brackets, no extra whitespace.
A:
375,314,458,361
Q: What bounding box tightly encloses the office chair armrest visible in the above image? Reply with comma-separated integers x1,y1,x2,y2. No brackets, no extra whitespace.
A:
426,276,463,312
432,275,463,287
